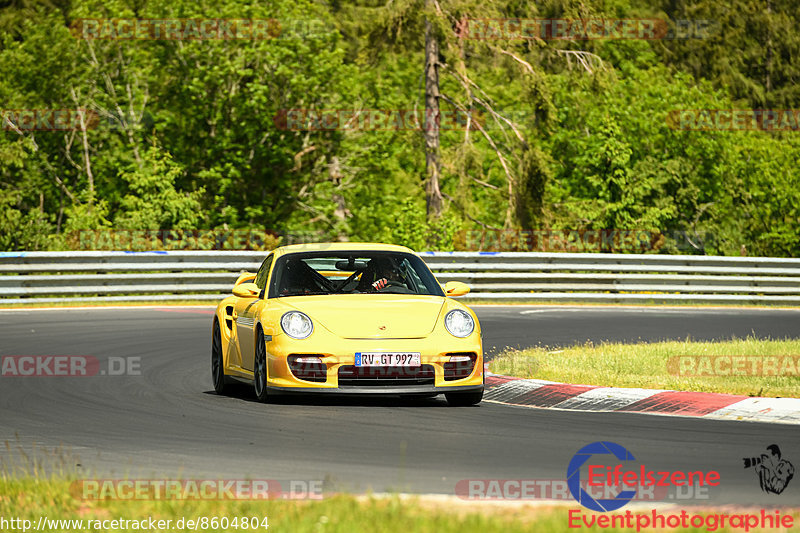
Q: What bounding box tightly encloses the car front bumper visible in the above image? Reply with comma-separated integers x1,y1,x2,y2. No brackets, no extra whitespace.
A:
266,383,484,395
263,326,484,391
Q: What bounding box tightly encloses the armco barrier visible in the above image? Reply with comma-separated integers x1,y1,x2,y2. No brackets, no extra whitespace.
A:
1,250,799,304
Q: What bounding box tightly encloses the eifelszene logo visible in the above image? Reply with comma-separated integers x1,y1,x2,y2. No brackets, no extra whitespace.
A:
743,444,795,495
567,441,721,512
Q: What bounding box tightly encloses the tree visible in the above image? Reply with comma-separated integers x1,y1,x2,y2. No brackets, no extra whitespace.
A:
334,0,557,229
114,146,203,230
423,0,443,220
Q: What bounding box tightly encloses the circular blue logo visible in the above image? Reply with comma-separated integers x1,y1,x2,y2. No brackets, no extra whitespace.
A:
567,441,637,512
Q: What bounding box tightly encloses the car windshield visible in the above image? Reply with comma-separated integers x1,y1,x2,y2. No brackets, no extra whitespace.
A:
268,251,445,298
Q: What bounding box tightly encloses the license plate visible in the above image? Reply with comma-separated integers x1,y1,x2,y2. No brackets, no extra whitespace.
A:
355,352,421,367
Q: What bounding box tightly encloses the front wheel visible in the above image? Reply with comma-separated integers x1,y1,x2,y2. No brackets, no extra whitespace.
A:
254,328,270,402
211,320,232,395
445,389,483,406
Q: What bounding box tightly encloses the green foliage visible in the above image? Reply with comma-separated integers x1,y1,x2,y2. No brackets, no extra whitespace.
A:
515,145,552,228
649,0,800,109
61,200,111,233
376,199,462,251
114,146,203,231
539,61,800,256
0,0,797,256
703,133,800,257
0,189,56,250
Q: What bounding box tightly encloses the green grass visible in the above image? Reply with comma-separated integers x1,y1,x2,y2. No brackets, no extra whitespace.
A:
489,337,800,398
0,475,568,533
2,475,798,533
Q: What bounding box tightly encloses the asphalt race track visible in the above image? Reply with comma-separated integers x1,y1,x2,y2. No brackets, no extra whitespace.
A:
1,305,799,506
479,305,800,355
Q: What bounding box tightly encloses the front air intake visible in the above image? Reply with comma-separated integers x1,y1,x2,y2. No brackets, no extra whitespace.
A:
443,352,477,381
287,355,328,383
337,365,435,387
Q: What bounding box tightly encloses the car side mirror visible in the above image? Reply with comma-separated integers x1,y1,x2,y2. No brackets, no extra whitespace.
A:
233,282,260,298
443,281,470,297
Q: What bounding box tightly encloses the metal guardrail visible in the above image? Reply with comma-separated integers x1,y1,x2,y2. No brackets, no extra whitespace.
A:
1,250,799,304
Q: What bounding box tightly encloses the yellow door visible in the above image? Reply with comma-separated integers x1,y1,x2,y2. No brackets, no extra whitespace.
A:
233,298,259,371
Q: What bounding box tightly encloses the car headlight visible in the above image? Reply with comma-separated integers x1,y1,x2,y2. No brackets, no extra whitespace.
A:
281,311,313,339
444,309,474,338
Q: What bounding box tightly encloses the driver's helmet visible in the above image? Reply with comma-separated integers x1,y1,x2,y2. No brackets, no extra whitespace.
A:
357,256,402,291
371,256,401,281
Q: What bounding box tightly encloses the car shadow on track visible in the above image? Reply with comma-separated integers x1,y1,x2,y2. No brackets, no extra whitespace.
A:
202,384,461,408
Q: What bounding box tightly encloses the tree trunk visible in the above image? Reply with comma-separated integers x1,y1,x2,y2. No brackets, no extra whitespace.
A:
424,13,443,220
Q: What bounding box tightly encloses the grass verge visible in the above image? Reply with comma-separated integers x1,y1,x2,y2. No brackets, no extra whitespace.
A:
489,337,800,398
2,476,799,533
0,475,574,533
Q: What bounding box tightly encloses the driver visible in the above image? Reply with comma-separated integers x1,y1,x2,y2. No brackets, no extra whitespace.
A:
359,256,404,291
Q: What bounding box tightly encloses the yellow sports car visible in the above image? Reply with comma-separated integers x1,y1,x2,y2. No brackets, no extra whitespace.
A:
211,243,484,406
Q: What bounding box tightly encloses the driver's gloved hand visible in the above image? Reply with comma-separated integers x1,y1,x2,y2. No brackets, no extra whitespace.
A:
371,278,388,290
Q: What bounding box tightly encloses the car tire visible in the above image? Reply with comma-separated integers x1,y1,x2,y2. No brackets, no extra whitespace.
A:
445,389,483,406
211,320,232,395
254,328,270,403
